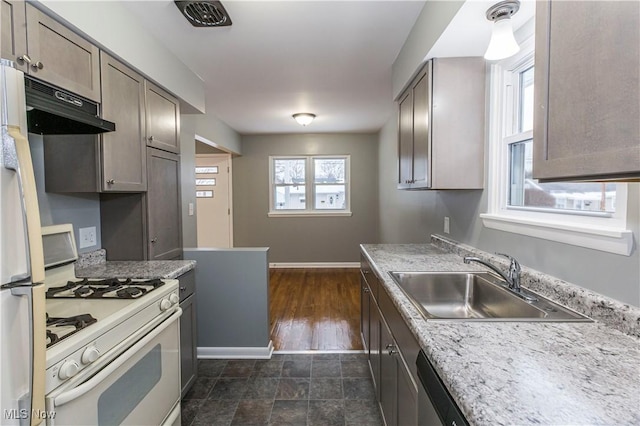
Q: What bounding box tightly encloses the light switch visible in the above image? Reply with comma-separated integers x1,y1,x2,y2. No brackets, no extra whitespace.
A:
188,202,194,216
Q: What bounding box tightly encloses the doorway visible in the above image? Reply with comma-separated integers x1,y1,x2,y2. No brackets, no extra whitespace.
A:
195,152,233,248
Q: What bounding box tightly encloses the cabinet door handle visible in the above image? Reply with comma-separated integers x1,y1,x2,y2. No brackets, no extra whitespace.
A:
31,61,44,71
106,179,115,185
148,136,154,142
385,343,396,355
17,54,32,65
362,287,370,293
150,237,158,243
180,286,186,292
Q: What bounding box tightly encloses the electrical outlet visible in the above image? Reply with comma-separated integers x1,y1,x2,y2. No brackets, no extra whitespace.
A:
79,226,97,249
188,202,194,216
444,217,450,234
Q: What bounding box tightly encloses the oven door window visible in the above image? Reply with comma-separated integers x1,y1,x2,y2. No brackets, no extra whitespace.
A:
98,344,162,425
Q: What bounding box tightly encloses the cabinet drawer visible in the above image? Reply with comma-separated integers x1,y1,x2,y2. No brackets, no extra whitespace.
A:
178,269,195,302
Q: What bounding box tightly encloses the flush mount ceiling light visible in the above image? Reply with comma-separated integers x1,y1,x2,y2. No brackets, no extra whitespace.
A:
484,0,520,61
292,113,316,126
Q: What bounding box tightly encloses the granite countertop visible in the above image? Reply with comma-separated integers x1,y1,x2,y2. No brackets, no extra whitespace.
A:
76,260,196,280
361,243,640,425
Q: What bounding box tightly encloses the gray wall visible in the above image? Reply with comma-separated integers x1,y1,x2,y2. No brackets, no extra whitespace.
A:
392,0,464,99
184,248,270,348
234,133,379,263
180,115,198,248
29,134,102,254
378,117,640,307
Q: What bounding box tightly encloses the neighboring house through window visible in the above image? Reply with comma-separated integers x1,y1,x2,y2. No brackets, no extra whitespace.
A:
269,155,352,217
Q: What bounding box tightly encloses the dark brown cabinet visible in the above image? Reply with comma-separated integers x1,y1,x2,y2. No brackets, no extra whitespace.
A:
145,81,180,154
533,0,640,181
178,270,197,398
397,58,485,190
1,2,101,101
100,52,147,192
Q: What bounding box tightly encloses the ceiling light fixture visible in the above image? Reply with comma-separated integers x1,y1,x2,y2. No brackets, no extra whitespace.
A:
484,0,520,61
292,113,316,126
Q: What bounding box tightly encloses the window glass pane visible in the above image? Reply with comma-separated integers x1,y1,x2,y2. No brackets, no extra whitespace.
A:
274,186,306,210
519,66,534,132
314,158,345,183
274,159,305,184
314,184,345,209
509,140,616,213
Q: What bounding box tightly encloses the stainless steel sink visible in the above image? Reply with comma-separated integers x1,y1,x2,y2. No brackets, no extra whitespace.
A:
388,271,592,322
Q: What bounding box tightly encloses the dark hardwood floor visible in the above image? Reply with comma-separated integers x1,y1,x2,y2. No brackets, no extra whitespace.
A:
269,268,363,351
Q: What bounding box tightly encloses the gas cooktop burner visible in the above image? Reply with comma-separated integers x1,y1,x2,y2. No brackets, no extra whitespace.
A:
46,313,97,348
46,278,164,299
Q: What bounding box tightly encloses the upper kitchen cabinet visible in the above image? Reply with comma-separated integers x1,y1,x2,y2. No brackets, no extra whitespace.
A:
100,148,182,261
1,3,101,102
100,52,146,192
533,0,640,181
145,81,180,154
146,147,182,260
1,0,27,73
398,57,485,190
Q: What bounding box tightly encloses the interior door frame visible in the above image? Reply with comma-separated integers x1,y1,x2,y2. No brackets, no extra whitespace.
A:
195,153,233,248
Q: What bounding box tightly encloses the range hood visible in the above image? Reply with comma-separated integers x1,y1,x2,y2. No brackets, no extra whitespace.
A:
24,76,115,135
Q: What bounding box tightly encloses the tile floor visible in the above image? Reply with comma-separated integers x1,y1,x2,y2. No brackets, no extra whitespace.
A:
181,353,383,426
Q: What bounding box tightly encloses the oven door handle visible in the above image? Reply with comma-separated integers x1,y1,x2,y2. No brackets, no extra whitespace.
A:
53,307,182,407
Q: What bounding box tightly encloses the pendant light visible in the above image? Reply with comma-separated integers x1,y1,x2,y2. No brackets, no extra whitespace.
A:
292,113,316,126
484,0,520,61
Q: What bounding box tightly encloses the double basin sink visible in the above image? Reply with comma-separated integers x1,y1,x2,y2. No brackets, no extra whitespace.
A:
389,271,591,322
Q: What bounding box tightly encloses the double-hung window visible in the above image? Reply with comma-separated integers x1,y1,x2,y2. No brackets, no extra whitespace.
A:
269,155,351,216
481,36,632,255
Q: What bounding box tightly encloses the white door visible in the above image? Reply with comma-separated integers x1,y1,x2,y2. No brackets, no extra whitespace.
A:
195,154,232,248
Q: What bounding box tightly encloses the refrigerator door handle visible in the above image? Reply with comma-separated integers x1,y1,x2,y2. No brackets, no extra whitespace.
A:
11,283,46,426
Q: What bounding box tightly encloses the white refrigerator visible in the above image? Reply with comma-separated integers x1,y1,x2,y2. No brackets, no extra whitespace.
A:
0,60,47,425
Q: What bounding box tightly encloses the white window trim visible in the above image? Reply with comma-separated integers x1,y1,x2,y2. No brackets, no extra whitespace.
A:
268,155,352,217
482,36,633,256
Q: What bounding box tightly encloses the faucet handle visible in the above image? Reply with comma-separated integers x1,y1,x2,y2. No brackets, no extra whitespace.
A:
496,253,520,271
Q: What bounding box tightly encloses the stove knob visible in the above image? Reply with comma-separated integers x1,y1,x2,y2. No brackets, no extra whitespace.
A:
159,298,172,311
169,293,179,305
81,346,100,364
58,360,80,380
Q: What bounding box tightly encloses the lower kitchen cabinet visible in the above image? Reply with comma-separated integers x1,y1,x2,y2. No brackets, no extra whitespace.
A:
361,255,419,426
178,270,197,398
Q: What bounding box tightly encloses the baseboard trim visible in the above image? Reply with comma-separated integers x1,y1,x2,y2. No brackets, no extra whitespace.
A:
198,341,274,359
269,262,360,268
273,350,365,354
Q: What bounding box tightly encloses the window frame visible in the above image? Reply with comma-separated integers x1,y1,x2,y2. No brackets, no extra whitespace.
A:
268,155,352,217
481,36,633,256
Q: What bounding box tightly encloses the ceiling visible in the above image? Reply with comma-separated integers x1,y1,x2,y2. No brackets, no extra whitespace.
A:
122,1,425,135
122,1,534,136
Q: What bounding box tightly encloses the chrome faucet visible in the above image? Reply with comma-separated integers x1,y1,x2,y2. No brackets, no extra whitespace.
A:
463,254,536,301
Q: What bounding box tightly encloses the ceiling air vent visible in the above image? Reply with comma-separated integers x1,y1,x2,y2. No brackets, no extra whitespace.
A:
174,1,232,27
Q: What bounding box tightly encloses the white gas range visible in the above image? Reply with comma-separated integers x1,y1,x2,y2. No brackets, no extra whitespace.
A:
42,225,182,426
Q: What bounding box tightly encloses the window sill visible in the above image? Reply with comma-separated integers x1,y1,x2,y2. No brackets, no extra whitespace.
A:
268,211,353,218
480,213,633,256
